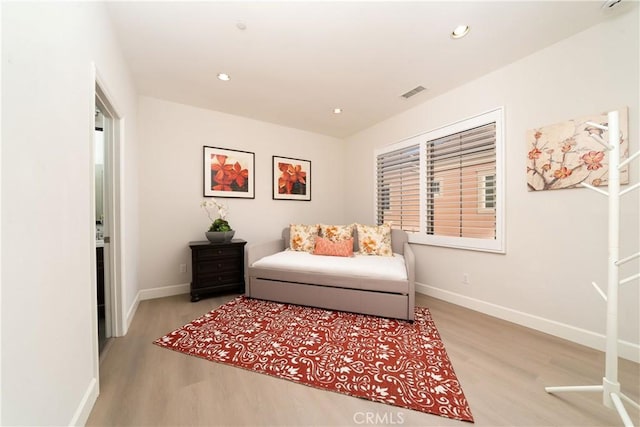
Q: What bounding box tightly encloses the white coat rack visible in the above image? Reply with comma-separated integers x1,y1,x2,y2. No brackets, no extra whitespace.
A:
545,110,640,427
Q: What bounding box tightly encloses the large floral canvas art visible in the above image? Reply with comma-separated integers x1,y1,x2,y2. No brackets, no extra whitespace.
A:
273,156,311,201
526,108,629,191
204,146,255,198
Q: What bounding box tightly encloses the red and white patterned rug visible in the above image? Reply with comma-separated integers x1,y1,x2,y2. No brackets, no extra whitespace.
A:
154,296,474,423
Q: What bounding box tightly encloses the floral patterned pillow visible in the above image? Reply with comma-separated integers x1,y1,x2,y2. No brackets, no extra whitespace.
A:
319,224,354,243
289,224,319,253
356,223,393,256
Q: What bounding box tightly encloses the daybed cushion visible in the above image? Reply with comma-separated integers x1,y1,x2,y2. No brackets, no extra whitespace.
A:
250,250,408,294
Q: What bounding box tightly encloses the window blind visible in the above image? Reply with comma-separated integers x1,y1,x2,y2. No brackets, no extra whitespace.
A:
376,144,420,232
426,123,496,239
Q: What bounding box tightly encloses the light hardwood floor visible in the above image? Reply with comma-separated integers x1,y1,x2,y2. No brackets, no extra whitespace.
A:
87,293,639,426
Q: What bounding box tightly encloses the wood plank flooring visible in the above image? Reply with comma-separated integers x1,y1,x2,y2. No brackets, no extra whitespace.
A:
87,293,639,426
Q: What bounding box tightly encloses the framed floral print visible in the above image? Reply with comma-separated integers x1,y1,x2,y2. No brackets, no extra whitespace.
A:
526,107,629,191
203,146,255,198
272,155,311,201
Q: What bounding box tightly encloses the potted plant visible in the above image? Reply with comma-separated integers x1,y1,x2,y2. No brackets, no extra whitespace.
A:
201,199,235,243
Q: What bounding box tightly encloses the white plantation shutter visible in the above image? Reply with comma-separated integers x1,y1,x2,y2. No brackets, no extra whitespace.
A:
426,123,497,239
374,108,504,253
376,144,420,231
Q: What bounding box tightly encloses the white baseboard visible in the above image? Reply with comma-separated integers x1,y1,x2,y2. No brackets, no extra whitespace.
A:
68,377,98,426
124,283,190,332
416,282,640,363
125,293,140,334
138,283,190,301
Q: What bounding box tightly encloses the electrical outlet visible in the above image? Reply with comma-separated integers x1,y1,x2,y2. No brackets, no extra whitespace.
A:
462,273,470,285
180,263,187,273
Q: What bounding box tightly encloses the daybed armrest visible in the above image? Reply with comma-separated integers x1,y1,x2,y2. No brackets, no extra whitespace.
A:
403,242,415,285
246,239,285,267
245,239,285,297
403,242,416,321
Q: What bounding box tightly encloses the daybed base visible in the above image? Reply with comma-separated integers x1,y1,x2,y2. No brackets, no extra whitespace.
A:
245,228,415,321
249,278,411,320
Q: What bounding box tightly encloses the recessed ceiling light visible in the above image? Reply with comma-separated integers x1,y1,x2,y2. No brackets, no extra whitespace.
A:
451,25,470,39
217,73,231,81
333,108,343,114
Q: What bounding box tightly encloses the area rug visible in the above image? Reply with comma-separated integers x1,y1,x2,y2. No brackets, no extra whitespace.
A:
154,296,474,423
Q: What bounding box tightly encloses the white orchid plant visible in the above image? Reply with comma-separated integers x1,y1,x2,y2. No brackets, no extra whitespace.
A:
200,198,232,232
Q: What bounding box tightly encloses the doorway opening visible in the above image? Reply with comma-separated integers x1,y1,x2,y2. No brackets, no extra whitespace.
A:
93,79,124,359
94,106,109,352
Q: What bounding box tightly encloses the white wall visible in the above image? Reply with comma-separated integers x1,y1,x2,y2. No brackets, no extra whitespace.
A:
1,2,139,425
137,96,344,292
1,4,636,425
344,10,639,360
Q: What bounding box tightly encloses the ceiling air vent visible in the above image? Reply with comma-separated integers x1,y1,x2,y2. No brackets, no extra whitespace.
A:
401,85,426,99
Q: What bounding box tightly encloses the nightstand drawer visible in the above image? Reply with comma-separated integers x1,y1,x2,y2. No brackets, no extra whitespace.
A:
196,245,243,260
195,271,243,288
195,258,241,275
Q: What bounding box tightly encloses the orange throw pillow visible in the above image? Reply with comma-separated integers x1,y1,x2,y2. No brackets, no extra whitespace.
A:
313,237,354,257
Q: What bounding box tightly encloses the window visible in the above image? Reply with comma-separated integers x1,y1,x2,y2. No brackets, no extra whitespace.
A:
430,178,442,198
478,172,496,212
375,108,504,253
375,144,420,232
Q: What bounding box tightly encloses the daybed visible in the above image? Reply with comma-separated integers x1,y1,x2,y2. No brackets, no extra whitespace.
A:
245,227,415,321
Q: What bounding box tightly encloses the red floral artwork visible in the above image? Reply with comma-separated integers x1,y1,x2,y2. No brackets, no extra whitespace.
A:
211,154,249,192
154,297,474,423
278,162,307,195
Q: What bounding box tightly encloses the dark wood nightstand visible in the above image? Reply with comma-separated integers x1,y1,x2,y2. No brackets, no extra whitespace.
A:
188,239,247,302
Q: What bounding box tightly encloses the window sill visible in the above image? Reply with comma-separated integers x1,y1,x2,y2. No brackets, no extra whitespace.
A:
407,233,506,254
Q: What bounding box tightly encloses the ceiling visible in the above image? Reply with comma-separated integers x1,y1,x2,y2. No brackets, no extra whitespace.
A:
106,1,635,138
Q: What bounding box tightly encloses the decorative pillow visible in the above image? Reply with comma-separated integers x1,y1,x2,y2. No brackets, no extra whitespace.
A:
319,224,354,243
313,237,354,257
356,223,393,256
289,224,319,253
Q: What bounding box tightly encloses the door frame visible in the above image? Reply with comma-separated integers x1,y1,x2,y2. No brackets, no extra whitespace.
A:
90,64,125,372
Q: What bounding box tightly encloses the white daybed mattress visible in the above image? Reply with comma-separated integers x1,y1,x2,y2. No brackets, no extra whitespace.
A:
251,250,407,281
